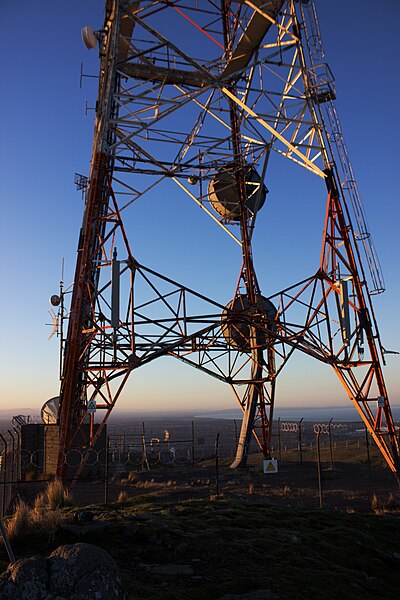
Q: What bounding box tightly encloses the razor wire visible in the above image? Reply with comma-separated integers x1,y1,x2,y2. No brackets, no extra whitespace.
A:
280,421,300,432
313,423,348,434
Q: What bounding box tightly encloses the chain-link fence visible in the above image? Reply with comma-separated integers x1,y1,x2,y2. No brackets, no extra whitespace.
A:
0,429,21,518
256,419,393,510
1,418,399,514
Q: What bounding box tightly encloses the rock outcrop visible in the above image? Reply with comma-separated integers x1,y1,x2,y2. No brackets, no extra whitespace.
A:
0,543,127,599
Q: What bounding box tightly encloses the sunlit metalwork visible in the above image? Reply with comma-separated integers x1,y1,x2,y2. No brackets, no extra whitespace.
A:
56,0,399,479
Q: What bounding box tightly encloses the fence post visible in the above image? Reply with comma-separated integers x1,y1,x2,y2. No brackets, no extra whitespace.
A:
104,436,110,504
141,422,149,471
121,432,126,461
0,434,7,518
13,427,21,480
191,420,195,466
233,419,238,446
298,418,303,465
278,418,282,461
215,433,220,496
365,425,371,474
8,431,15,489
315,426,323,509
328,418,334,470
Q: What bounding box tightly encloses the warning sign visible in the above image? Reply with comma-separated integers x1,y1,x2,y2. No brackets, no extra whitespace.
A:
87,400,97,414
263,459,278,474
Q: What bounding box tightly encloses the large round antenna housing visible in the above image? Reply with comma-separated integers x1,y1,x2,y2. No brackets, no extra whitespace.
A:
41,396,60,425
81,26,98,49
208,164,267,221
221,294,278,352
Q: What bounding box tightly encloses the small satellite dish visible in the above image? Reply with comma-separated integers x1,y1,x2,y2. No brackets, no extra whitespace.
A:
81,26,98,49
50,294,61,307
41,396,60,425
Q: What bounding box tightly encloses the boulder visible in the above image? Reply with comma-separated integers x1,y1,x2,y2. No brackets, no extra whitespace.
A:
0,556,48,600
0,543,127,600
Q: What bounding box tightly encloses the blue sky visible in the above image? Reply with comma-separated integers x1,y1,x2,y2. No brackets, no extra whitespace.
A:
0,1,399,416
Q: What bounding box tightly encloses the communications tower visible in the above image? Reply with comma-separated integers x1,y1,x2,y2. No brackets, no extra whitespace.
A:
55,0,400,479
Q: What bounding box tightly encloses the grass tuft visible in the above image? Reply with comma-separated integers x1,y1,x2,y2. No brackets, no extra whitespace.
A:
385,493,400,511
5,499,31,542
5,490,65,544
40,510,62,542
31,493,46,523
372,492,400,513
127,471,137,484
118,491,129,503
371,493,379,512
45,479,72,509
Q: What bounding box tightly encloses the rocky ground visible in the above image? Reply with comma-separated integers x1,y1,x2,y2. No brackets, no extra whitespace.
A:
1,492,400,600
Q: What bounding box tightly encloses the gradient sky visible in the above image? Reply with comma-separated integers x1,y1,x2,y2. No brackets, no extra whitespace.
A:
0,1,399,416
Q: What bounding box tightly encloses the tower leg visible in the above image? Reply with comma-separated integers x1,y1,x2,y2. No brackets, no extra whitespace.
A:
230,383,260,469
230,343,274,468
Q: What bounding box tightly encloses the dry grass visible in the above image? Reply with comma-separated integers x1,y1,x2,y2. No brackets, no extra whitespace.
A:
190,478,211,487
127,471,137,484
6,480,70,544
118,491,129,502
31,491,63,542
130,478,179,490
39,510,62,542
45,479,72,509
5,499,31,542
372,492,400,514
30,496,62,538
371,493,379,511
386,493,400,510
269,485,292,497
120,471,138,485
31,493,46,523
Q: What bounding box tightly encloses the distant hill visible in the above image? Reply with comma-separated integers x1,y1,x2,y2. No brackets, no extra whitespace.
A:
0,408,38,418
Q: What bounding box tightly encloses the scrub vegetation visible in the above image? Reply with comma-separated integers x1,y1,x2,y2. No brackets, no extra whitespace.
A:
2,491,400,600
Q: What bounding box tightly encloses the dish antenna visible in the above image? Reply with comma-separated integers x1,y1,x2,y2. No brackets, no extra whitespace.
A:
41,396,60,425
50,294,61,307
81,26,100,49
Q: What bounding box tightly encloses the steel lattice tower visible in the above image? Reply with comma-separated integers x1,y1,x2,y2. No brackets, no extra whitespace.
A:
56,0,400,480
